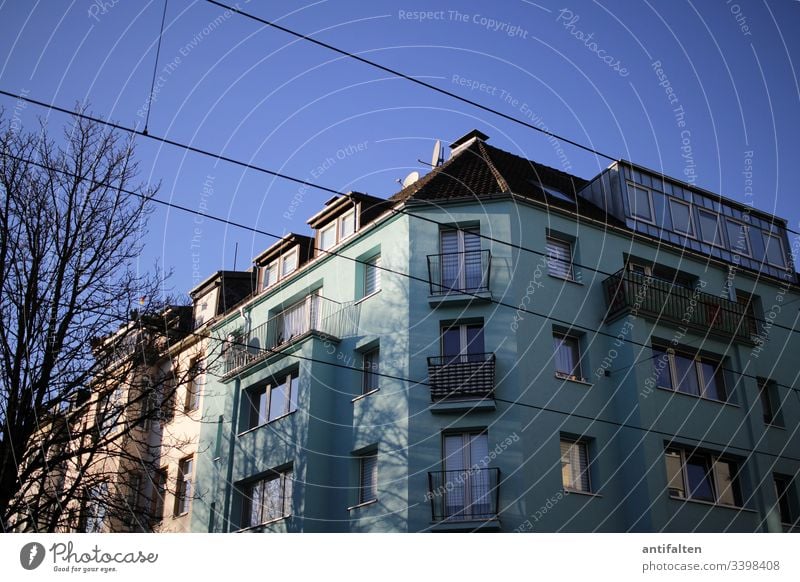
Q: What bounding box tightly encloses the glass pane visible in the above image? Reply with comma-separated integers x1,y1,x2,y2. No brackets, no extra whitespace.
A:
340,211,355,239
700,361,724,400
268,381,287,421
726,220,751,255
686,457,714,501
281,252,297,277
441,327,461,362
760,383,774,424
263,477,282,522
665,451,685,498
249,482,263,527
465,325,485,360
547,238,572,278
554,336,579,377
763,234,785,267
698,211,721,245
282,472,293,516
363,350,379,393
287,374,298,413
653,349,673,389
669,199,694,235
714,460,738,506
628,184,652,221
365,255,381,295
319,224,336,250
674,355,700,396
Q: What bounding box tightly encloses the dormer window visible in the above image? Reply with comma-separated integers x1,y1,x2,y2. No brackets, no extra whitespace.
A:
318,209,358,254
340,209,356,240
319,223,336,252
262,248,299,291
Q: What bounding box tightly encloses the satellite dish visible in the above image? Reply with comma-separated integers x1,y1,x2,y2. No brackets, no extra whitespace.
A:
431,140,444,167
401,171,420,188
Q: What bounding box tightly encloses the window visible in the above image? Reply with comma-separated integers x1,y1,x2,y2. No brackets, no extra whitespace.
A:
774,475,796,525
362,349,380,394
242,469,293,528
262,262,278,290
553,333,582,381
439,227,483,293
725,218,751,256
442,431,491,519
669,199,695,237
652,347,726,401
184,358,203,412
175,457,193,516
243,371,298,430
627,183,654,223
364,254,381,296
319,223,336,251
441,322,485,364
763,233,786,267
759,378,782,426
281,249,298,277
546,236,573,280
340,210,356,240
359,452,378,504
128,473,142,513
560,439,590,492
81,484,108,533
698,209,723,246
664,448,742,506
159,367,177,423
150,468,167,521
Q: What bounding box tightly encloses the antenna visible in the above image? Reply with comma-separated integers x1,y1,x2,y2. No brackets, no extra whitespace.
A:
233,242,238,271
431,139,444,167
401,171,420,188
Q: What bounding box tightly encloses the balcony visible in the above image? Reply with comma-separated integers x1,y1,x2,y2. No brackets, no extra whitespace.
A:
427,353,496,402
603,269,757,343
427,468,500,524
223,295,344,376
427,250,491,298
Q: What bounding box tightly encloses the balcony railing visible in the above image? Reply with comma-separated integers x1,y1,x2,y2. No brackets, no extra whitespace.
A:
602,269,757,343
223,295,343,375
427,250,491,296
427,353,496,401
428,467,500,522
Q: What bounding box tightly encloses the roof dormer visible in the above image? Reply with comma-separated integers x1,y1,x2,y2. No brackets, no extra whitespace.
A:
306,191,386,256
253,233,314,292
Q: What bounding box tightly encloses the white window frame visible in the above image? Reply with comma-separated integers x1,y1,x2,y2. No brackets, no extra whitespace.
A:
184,358,203,412
668,198,696,238
318,223,337,252
560,439,591,493
697,208,724,247
653,348,726,401
553,332,583,381
262,261,278,290
762,232,787,267
546,236,574,280
725,218,751,256
242,469,293,528
318,208,359,254
150,468,167,521
244,371,299,431
626,182,655,224
281,248,298,277
339,209,356,241
174,457,194,516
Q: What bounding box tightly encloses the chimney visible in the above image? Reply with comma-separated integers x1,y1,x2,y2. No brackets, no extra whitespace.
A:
449,129,489,157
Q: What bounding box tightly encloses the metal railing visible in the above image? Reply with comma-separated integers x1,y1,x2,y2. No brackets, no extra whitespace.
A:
427,250,491,295
602,269,758,342
223,295,344,375
428,467,500,521
426,352,496,401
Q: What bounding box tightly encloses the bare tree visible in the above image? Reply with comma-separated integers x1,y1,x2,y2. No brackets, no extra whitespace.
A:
0,109,203,532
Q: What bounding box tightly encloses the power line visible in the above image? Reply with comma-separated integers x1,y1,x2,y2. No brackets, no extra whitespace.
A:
204,0,617,163
143,0,170,135
3,142,800,399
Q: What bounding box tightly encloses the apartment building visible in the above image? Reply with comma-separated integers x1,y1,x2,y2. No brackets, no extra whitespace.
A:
179,129,799,532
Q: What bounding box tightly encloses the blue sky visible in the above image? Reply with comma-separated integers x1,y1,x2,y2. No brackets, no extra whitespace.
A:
1,0,798,298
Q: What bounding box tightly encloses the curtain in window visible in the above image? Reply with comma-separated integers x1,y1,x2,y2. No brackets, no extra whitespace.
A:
546,237,572,279
560,441,589,491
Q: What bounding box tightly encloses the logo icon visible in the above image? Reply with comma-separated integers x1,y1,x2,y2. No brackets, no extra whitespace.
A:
20,542,46,570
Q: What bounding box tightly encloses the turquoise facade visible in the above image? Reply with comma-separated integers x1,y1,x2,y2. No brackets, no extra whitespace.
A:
191,132,800,533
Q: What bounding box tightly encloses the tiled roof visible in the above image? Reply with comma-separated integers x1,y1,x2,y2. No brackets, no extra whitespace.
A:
390,138,621,224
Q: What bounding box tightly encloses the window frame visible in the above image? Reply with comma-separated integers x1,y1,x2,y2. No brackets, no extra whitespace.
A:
553,332,583,381
668,198,696,238
440,321,485,364
174,456,194,516
774,474,796,526
664,447,742,507
560,438,591,493
762,232,787,268
362,348,380,395
725,218,752,257
242,371,299,431
626,182,656,224
759,378,783,427
358,452,378,505
545,236,574,280
652,347,727,402
363,253,382,297
150,468,167,521
697,208,724,247
241,469,293,528
184,358,203,413
317,208,359,255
